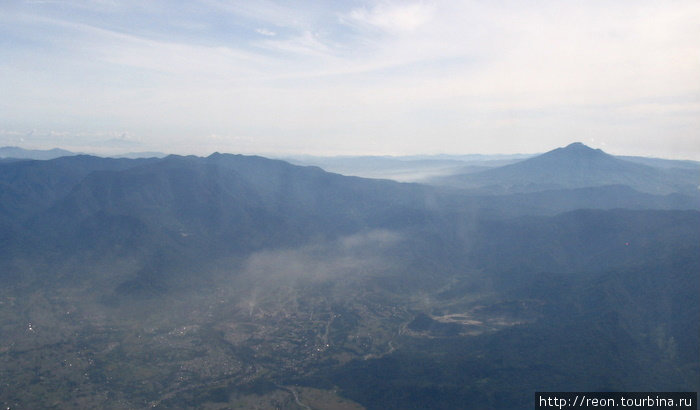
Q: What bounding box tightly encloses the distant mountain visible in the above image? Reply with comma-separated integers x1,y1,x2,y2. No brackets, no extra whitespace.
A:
0,146,75,160
430,142,699,195
618,155,700,170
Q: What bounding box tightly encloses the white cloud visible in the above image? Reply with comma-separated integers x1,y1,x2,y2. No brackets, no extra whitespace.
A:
204,0,314,31
255,28,276,36
346,1,435,33
257,30,335,58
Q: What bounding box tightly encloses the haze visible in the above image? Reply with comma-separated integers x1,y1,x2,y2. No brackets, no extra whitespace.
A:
1,0,699,159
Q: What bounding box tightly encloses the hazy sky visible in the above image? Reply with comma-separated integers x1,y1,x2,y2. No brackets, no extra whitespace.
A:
1,0,699,158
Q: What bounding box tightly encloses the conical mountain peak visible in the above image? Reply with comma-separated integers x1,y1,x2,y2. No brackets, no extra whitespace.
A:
545,142,607,159
431,142,690,194
565,142,591,149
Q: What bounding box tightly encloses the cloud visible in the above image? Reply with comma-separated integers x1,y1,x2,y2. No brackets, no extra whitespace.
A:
255,28,276,37
228,230,403,314
257,30,335,58
244,230,402,280
203,0,319,34
346,1,435,33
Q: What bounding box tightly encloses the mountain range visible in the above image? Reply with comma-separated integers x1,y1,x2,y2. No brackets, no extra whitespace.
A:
0,146,75,160
0,146,166,161
0,143,697,409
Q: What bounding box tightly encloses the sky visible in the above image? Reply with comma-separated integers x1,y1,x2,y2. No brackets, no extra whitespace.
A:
1,0,699,159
